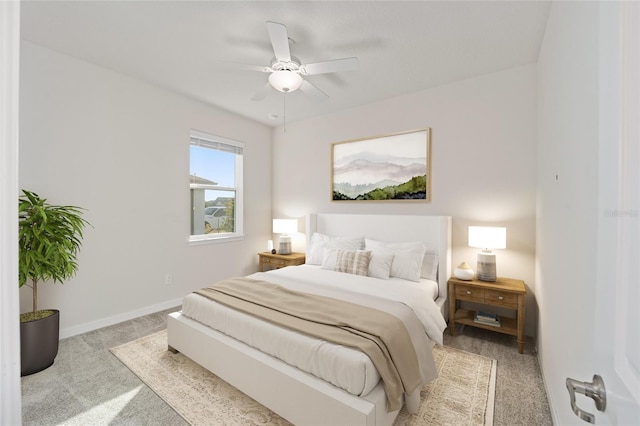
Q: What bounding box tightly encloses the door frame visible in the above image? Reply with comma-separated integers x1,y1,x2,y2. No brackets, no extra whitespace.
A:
0,1,23,424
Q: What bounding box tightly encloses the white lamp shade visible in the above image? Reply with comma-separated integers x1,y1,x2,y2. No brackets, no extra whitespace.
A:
468,226,506,250
269,71,303,93
273,219,298,234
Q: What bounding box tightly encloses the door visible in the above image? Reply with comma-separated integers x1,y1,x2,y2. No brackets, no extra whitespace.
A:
571,2,640,424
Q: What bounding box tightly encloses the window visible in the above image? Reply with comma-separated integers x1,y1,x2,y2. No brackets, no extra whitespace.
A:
189,130,244,243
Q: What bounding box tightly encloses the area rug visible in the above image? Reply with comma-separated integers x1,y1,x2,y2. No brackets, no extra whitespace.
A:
110,330,496,426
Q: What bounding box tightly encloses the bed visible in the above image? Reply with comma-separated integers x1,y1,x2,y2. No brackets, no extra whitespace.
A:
167,213,452,425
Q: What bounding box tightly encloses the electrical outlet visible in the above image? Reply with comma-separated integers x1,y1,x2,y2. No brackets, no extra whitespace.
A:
165,273,173,285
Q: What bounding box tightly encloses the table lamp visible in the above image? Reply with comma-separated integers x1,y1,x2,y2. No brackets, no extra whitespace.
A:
273,219,297,255
468,226,506,282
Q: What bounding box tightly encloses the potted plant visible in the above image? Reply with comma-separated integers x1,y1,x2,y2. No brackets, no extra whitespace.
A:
19,190,90,376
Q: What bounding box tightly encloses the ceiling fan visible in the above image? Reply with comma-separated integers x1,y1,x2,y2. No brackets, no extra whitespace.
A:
239,21,359,101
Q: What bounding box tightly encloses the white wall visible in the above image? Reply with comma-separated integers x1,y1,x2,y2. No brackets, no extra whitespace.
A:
19,42,272,338
272,65,538,336
536,2,599,424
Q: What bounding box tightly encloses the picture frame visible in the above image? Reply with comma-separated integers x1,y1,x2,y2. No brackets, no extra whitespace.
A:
331,128,431,202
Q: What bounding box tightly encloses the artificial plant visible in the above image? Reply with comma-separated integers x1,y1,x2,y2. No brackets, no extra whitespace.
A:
18,190,90,321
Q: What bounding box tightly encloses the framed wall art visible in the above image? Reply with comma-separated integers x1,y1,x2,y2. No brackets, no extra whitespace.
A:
331,128,431,202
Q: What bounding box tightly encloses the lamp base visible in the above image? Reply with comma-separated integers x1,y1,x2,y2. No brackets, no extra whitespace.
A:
476,252,497,282
278,235,292,255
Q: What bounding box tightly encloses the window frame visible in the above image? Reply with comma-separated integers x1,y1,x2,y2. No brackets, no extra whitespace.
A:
189,130,244,245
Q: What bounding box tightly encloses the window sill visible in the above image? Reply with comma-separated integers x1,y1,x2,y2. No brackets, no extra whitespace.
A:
189,234,245,246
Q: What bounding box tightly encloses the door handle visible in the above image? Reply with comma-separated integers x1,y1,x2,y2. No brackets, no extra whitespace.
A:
566,375,606,424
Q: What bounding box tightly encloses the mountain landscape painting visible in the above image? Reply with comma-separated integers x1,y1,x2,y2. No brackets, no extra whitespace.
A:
332,129,430,201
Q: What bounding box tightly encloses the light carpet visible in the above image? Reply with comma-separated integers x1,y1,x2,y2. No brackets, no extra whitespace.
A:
110,330,496,426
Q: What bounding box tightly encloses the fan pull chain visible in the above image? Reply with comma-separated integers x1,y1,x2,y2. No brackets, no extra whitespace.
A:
283,93,287,133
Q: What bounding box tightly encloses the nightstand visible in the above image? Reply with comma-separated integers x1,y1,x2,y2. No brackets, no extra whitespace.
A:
448,276,526,353
258,252,305,272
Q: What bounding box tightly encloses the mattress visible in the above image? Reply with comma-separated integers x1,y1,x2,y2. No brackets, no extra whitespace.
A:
181,265,444,398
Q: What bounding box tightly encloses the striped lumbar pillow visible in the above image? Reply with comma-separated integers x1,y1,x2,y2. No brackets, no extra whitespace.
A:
322,249,372,276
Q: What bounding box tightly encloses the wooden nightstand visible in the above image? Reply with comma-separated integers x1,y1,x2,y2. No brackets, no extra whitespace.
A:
258,252,306,272
448,276,526,353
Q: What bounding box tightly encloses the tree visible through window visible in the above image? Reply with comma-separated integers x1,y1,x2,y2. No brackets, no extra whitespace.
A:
189,130,244,242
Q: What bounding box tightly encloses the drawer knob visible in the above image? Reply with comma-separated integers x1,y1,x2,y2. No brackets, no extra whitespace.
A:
498,296,504,300
466,291,472,295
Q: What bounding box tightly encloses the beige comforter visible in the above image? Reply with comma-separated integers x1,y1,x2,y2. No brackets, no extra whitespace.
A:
196,277,435,411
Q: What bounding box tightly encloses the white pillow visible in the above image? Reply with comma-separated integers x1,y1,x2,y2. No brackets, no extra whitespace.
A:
321,249,372,276
422,252,439,281
306,233,364,265
321,248,339,269
365,239,440,281
367,249,395,280
306,233,329,264
365,239,426,282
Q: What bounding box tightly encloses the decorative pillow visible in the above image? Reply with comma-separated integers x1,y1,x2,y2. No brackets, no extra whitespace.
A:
365,239,426,283
367,249,395,280
306,233,364,265
422,252,439,281
322,249,371,276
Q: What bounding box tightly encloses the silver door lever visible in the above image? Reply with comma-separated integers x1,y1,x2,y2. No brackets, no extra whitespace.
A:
566,375,606,424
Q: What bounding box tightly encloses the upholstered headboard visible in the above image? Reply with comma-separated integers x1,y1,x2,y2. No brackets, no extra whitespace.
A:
306,213,452,318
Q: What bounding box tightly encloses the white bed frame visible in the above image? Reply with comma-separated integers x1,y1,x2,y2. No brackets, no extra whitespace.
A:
168,214,451,426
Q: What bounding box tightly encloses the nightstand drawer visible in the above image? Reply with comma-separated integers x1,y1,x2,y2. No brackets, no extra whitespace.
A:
262,258,286,266
455,285,485,302
485,289,518,308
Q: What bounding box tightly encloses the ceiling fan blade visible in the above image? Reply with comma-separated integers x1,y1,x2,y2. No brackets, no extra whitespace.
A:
229,63,272,73
251,83,273,101
210,61,272,73
300,57,359,75
299,79,329,101
266,21,291,62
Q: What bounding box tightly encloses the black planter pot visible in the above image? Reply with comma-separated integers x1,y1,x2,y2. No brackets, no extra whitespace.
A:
20,309,60,376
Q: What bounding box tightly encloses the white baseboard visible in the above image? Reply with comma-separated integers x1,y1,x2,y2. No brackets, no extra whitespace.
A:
60,297,182,339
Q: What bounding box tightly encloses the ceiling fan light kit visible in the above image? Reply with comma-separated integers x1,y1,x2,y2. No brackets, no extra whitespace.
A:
268,70,303,93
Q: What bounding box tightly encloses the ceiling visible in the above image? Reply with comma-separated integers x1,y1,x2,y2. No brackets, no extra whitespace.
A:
20,1,551,127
